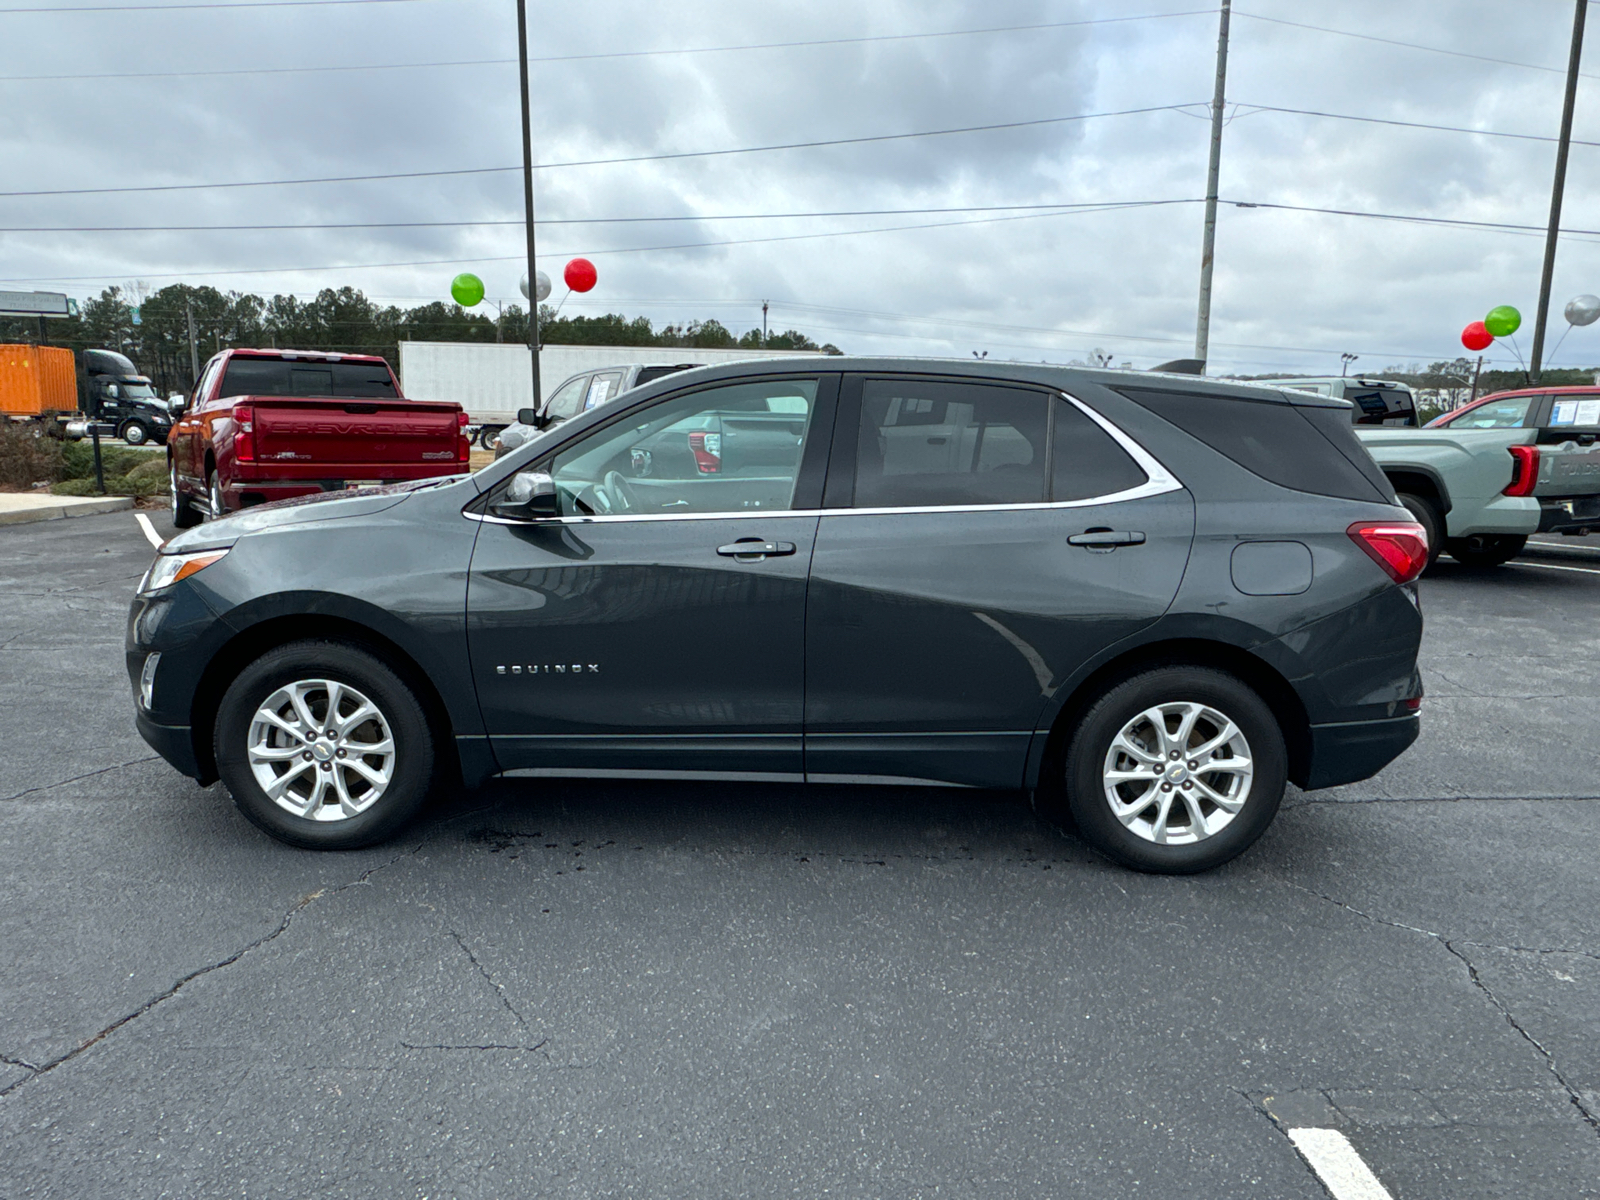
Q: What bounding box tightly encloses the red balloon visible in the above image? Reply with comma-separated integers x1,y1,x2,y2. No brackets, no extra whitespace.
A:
564,257,597,293
1461,320,1493,351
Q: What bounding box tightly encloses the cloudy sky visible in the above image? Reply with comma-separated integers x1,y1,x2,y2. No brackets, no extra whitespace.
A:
3,0,1599,375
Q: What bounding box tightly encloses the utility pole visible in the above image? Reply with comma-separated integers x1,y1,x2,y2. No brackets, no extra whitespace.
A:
1193,0,1231,372
516,0,542,408
762,300,769,346
1530,0,1587,384
185,297,199,383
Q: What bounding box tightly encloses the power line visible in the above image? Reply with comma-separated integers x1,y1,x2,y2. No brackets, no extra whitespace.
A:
0,199,1200,233
1232,101,1600,148
0,0,424,11
0,9,1214,79
1233,9,1600,80
1222,197,1600,240
0,104,1195,199
0,202,1188,285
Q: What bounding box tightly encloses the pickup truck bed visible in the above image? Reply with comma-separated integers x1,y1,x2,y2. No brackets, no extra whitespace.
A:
169,349,469,526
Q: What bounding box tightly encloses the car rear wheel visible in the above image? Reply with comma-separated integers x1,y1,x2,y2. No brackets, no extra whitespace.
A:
170,460,202,528
207,471,226,520
1446,534,1526,568
214,640,435,849
1396,493,1443,570
1053,666,1287,873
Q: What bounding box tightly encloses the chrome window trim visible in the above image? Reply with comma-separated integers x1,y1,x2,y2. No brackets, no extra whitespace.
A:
465,386,1182,527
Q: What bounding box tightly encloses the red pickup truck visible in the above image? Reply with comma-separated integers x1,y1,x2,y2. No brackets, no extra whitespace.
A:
167,349,470,527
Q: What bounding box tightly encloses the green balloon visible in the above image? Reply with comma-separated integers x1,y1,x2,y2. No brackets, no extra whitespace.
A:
1484,305,1521,337
450,272,485,307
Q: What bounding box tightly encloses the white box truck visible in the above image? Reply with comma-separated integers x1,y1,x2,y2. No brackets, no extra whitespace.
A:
397,341,821,438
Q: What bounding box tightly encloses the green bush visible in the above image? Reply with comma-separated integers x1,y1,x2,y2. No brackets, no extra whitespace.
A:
61,439,151,481
0,424,65,490
49,444,169,497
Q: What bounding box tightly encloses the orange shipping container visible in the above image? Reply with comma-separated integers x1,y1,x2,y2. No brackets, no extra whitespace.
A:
0,344,77,416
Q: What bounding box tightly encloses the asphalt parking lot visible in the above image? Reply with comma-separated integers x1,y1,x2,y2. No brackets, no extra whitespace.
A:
2,513,1598,1199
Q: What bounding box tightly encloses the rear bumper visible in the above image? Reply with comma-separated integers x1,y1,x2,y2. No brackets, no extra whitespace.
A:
223,466,467,507
1303,714,1419,790
1537,495,1600,533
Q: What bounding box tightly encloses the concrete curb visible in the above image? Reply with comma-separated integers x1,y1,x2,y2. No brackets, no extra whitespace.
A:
0,494,136,527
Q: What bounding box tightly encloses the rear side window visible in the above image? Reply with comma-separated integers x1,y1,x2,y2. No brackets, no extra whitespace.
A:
1117,387,1390,503
219,358,397,399
1445,396,1533,428
1052,398,1147,500
544,374,590,420
635,364,698,387
854,379,1048,507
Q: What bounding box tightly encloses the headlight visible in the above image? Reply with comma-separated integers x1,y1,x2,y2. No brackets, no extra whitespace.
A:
138,548,229,595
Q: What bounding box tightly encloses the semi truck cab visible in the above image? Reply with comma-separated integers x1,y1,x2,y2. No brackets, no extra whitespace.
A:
82,348,173,445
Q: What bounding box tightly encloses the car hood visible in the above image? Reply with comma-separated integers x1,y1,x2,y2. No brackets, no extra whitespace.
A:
162,477,459,552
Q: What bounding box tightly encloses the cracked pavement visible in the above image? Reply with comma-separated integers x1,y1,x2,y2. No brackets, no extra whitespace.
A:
1,513,1597,1198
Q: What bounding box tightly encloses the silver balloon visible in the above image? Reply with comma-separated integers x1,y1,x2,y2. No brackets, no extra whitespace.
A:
1565,294,1600,327
519,270,552,303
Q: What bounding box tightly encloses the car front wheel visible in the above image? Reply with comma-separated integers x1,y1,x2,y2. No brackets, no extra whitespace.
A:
1055,666,1287,873
170,461,202,528
214,640,436,848
120,420,149,446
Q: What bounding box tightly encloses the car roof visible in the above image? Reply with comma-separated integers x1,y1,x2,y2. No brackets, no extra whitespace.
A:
225,348,390,365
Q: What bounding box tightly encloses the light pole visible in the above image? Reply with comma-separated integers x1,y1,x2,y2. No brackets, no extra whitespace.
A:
515,0,542,408
1340,352,1358,377
1530,0,1587,384
1193,0,1231,372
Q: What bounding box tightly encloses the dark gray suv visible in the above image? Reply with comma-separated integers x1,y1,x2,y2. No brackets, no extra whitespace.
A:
127,360,1426,872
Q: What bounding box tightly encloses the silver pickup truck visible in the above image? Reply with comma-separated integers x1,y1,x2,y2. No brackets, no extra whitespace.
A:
1266,379,1600,567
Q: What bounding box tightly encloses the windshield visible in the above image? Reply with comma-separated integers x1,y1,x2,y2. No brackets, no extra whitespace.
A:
219,357,398,399
121,383,157,399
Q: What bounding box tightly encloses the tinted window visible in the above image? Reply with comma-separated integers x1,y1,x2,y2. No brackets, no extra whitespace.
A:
545,378,817,516
1052,398,1147,500
1117,387,1389,503
545,375,589,420
854,379,1047,507
636,364,697,386
219,358,397,399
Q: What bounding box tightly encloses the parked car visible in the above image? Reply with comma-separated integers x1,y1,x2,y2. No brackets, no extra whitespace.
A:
166,348,470,527
493,361,701,457
1257,376,1420,426
129,360,1424,873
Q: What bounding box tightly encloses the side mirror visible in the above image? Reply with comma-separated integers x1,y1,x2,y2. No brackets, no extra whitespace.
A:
168,396,186,415
490,470,559,521
105,383,120,399
516,407,540,425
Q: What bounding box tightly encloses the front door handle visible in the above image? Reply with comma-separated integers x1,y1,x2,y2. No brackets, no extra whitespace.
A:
1068,529,1146,550
716,539,797,559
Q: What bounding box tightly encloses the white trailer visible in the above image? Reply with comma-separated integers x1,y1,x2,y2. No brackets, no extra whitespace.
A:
397,341,821,427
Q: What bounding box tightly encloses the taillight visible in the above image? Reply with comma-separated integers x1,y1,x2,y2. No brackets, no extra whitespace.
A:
688,431,722,474
231,404,254,463
1503,444,1540,496
458,434,471,461
456,410,470,427
1348,521,1429,585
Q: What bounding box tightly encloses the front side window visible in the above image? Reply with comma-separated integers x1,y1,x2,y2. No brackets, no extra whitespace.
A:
544,375,590,421
1446,396,1533,429
854,379,1048,508
545,378,818,516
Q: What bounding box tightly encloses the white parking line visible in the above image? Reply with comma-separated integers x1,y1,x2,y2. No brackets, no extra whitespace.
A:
1512,559,1600,576
1288,1128,1395,1200
134,513,163,549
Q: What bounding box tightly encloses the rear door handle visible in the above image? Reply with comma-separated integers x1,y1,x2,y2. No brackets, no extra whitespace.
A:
1068,529,1146,549
716,540,797,559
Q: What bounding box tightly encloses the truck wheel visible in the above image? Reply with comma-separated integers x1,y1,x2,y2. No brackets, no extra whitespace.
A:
207,472,226,520
1050,666,1287,874
213,640,436,849
170,462,202,528
1446,534,1527,568
1397,493,1443,569
120,420,149,446
476,424,505,448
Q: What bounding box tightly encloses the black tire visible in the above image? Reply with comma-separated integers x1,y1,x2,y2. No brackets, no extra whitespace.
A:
120,420,149,446
214,640,436,849
1396,493,1443,570
170,460,202,528
1057,666,1287,874
1446,533,1527,568
476,424,505,449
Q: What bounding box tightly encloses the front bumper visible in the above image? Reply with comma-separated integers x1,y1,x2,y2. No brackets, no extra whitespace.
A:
134,710,207,781
1303,713,1420,790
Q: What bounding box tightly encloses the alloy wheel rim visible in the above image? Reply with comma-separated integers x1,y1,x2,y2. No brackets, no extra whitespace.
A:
246,679,396,822
1101,701,1253,845
209,476,223,519
169,464,179,520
